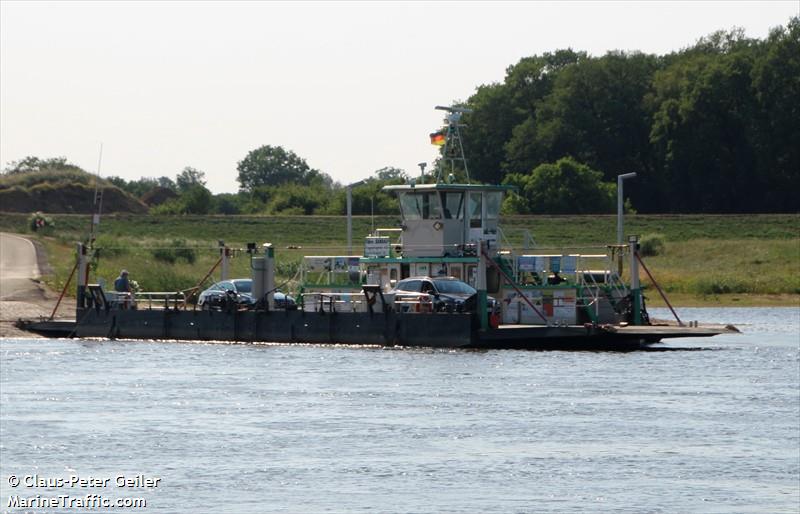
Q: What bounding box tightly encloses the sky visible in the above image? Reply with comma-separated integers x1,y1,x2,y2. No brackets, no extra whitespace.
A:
1,1,797,194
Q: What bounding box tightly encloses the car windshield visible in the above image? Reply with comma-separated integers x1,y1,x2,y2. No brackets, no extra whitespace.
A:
232,280,252,293
396,279,422,292
433,279,476,295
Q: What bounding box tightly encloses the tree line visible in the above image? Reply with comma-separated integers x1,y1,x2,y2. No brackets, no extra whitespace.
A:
4,18,796,215
2,151,408,215
463,18,798,213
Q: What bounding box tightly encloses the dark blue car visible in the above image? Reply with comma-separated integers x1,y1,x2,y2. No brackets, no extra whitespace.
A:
389,276,496,313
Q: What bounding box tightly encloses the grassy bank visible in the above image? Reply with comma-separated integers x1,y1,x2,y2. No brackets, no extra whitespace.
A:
1,212,797,306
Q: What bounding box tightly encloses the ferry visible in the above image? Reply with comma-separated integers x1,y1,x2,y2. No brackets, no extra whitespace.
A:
22,106,731,349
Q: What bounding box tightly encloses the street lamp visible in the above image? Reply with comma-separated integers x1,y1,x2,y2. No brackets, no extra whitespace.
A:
617,173,637,244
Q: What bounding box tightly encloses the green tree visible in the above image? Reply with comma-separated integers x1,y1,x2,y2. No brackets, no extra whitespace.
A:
182,185,213,214
106,175,134,191
212,193,242,215
505,52,658,186
151,184,213,214
106,176,158,197
502,157,615,214
749,17,800,211
237,145,327,191
263,183,331,215
157,176,177,191
106,176,177,198
648,29,763,212
176,166,206,192
373,166,408,181
461,50,586,184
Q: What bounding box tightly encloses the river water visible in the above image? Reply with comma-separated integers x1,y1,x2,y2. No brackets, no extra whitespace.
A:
1,307,798,513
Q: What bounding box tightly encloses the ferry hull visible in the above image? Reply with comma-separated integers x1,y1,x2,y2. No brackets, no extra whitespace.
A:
20,308,729,350
73,308,476,348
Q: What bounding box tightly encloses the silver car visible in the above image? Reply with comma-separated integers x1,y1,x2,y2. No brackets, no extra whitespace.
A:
198,279,296,310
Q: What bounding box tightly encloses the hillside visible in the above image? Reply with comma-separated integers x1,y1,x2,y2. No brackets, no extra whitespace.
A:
0,168,148,214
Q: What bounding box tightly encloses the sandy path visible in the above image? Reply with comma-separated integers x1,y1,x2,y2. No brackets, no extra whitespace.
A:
0,232,75,338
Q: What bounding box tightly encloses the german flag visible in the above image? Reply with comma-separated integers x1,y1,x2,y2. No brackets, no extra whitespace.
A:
429,131,446,146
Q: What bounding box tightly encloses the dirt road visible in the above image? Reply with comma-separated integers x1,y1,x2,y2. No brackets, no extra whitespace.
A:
0,232,74,337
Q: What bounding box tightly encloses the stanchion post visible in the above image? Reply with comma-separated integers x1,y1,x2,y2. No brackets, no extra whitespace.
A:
264,243,275,311
76,243,88,310
219,241,229,281
628,235,641,325
477,241,488,331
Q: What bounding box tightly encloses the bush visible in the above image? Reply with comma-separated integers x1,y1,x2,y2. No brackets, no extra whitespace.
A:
502,157,616,214
174,244,197,264
639,234,666,256
152,247,177,264
28,211,54,232
150,200,183,215
151,239,197,264
213,193,242,215
148,186,212,215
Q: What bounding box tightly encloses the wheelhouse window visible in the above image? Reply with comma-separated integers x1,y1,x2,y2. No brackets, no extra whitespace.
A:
399,192,422,220
440,192,464,219
485,191,503,220
399,192,442,220
469,193,482,228
422,192,442,219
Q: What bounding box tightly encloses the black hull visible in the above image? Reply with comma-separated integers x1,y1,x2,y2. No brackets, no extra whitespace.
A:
75,308,477,348
18,308,725,350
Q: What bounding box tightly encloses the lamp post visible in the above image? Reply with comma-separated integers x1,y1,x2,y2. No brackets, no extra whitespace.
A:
617,173,637,244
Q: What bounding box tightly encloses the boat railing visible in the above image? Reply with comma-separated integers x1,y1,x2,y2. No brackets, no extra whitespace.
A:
495,227,537,253
133,291,186,310
578,272,604,321
299,290,444,314
605,271,629,301
102,291,137,310
300,291,387,313
496,226,514,253
390,292,438,313
373,228,403,245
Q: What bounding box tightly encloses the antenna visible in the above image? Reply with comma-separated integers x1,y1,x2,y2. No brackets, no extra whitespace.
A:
435,105,474,114
433,105,472,183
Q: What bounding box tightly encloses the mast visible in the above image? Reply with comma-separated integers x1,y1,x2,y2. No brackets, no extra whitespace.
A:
88,143,104,249
433,105,472,183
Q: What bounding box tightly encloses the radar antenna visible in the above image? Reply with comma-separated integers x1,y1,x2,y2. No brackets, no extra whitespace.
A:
433,105,473,183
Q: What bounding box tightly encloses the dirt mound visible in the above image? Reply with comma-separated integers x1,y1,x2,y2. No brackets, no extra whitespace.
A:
0,183,148,214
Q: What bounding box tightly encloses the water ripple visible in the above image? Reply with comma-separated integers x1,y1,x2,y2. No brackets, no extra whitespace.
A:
1,307,798,512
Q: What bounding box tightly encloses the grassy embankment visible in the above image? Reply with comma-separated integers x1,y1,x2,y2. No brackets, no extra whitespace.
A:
0,213,797,307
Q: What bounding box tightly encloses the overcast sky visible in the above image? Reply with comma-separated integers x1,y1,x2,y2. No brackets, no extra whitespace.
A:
1,1,797,193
